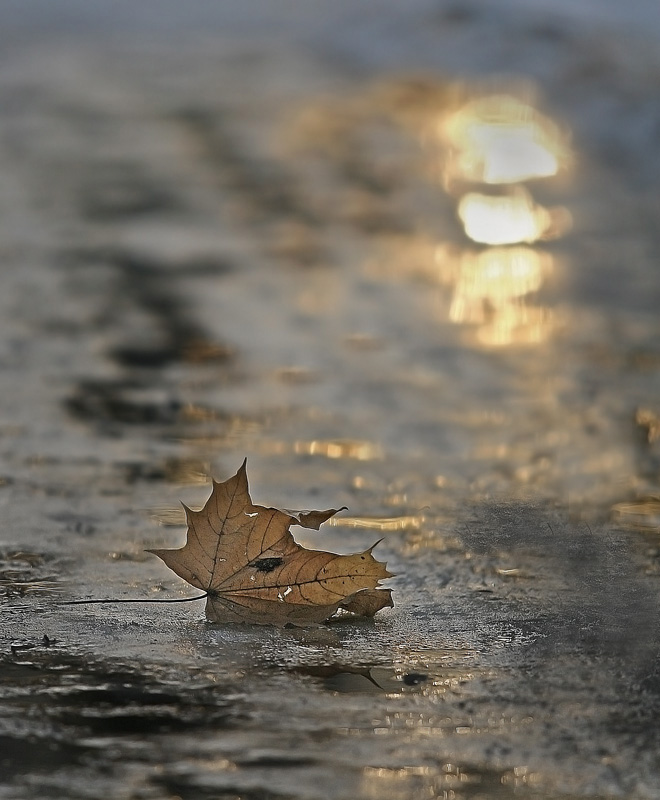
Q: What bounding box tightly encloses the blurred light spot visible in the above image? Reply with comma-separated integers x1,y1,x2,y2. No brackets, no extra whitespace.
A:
360,759,501,800
611,498,660,532
438,247,555,347
328,515,424,531
293,439,383,460
442,94,569,185
274,366,318,384
344,332,384,351
477,302,554,347
449,246,548,316
431,90,571,347
636,408,660,443
149,506,186,526
495,567,525,577
363,766,433,779
457,188,569,245
181,340,233,364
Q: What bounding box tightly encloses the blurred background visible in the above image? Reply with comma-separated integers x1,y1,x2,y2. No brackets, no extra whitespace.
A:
2,2,660,799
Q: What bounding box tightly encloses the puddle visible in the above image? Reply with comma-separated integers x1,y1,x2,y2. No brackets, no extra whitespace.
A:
328,514,425,532
152,772,297,800
65,379,234,440
295,664,422,694
292,661,482,696
0,650,246,791
117,457,210,485
51,681,235,736
292,439,384,461
3,3,660,799
0,550,61,598
0,734,88,782
360,762,538,800
612,497,660,535
78,161,180,221
66,379,186,427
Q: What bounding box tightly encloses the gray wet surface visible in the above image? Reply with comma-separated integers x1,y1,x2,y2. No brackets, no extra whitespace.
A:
2,2,660,798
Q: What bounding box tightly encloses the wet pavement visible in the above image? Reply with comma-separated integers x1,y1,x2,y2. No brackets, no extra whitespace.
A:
2,2,660,798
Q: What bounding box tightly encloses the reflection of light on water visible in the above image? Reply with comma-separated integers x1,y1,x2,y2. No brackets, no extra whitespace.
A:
477,302,554,347
433,89,571,347
448,247,548,316
442,94,569,185
636,408,660,443
294,439,383,460
360,759,539,799
150,506,186,526
457,188,570,245
328,514,424,531
611,498,660,533
440,247,555,345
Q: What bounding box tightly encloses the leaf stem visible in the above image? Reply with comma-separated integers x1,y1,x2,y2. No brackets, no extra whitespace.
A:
60,594,208,605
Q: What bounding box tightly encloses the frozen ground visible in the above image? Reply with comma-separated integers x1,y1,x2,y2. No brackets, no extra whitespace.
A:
1,2,660,798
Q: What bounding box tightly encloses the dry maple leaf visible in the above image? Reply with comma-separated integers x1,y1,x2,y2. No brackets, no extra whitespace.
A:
147,460,394,626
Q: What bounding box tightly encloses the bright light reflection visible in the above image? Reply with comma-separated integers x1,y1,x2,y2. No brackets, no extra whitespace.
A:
448,247,548,319
477,302,553,347
440,247,555,346
293,439,383,461
457,188,567,245
611,498,660,532
328,515,425,531
442,94,569,184
360,762,500,800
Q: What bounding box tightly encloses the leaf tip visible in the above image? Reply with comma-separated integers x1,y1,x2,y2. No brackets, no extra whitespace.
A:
362,540,394,577
234,457,250,490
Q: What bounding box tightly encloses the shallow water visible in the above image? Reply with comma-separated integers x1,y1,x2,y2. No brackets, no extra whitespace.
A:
1,3,660,798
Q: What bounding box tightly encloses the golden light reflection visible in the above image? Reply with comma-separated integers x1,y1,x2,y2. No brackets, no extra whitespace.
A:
442,94,569,185
328,514,425,531
359,761,531,800
476,302,554,347
450,246,546,318
611,498,660,533
431,89,571,347
179,436,384,461
439,246,555,346
150,506,186,526
293,439,383,460
457,188,570,245
151,505,420,530
636,408,660,443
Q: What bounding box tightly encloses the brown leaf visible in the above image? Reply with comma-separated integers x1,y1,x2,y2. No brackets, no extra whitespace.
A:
339,588,394,617
283,507,348,530
147,460,393,626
